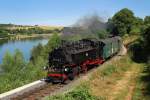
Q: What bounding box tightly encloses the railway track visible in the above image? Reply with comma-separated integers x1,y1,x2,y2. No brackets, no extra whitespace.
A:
11,75,84,100
12,83,65,100
0,45,126,100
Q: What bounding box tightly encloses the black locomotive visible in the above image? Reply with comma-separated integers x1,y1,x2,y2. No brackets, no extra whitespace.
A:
45,36,121,83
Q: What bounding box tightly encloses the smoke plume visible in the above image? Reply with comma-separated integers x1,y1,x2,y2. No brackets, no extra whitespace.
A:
62,14,108,40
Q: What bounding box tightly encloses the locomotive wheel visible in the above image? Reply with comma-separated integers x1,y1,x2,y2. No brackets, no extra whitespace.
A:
61,77,66,84
68,73,74,80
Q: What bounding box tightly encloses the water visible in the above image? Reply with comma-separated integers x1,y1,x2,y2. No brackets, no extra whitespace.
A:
0,38,48,64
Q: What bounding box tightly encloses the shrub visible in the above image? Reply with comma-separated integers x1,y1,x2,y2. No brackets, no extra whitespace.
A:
46,84,98,100
102,65,117,76
129,41,147,63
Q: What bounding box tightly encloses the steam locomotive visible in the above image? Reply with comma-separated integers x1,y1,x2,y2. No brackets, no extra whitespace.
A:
45,36,121,83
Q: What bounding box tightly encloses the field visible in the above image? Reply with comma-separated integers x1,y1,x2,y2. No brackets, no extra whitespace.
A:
0,24,63,39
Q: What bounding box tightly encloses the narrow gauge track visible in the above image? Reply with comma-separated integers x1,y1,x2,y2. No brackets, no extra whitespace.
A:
11,83,65,100
11,73,87,100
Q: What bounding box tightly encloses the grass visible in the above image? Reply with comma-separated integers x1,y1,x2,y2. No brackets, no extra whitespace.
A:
132,65,150,100
89,56,132,98
122,34,140,46
45,83,100,100
0,64,46,94
89,55,145,100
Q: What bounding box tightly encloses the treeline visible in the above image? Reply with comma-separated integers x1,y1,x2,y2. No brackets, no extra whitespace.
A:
107,8,149,36
0,24,62,38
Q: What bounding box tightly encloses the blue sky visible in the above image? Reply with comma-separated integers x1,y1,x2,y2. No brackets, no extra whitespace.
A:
0,0,149,26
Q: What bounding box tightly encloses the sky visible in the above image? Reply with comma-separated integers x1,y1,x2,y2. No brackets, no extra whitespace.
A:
0,0,149,26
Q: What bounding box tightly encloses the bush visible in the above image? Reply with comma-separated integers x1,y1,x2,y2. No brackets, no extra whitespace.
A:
0,49,46,93
102,65,117,76
30,43,44,63
129,41,147,63
1,49,26,72
96,30,109,39
46,84,98,100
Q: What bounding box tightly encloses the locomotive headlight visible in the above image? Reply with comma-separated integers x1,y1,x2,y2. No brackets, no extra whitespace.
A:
64,68,68,72
86,52,88,56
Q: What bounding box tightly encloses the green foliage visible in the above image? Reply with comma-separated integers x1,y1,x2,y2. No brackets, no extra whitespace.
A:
43,33,61,59
68,85,97,100
46,84,98,100
144,16,150,26
109,8,137,36
1,49,26,72
96,30,109,39
0,49,46,93
0,29,9,38
129,26,141,34
31,43,44,63
14,49,26,70
1,51,14,72
46,33,61,51
129,41,147,63
102,65,117,76
30,33,61,64
142,26,150,58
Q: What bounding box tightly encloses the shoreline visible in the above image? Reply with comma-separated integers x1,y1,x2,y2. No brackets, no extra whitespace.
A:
10,34,53,40
0,33,61,40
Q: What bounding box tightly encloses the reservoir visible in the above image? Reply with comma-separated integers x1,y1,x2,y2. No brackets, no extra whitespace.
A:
0,38,49,64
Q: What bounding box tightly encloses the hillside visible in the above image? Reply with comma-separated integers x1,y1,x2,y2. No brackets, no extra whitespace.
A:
0,24,63,39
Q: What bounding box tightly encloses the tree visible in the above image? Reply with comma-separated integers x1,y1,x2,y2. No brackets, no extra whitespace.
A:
143,16,150,31
1,51,14,72
30,43,44,62
110,8,136,36
144,16,150,25
96,30,109,39
14,49,26,70
45,33,61,52
1,49,25,72
130,17,143,34
42,33,61,60
143,26,150,54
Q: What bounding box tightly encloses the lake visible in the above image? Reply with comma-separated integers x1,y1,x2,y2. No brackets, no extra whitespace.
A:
0,38,49,64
